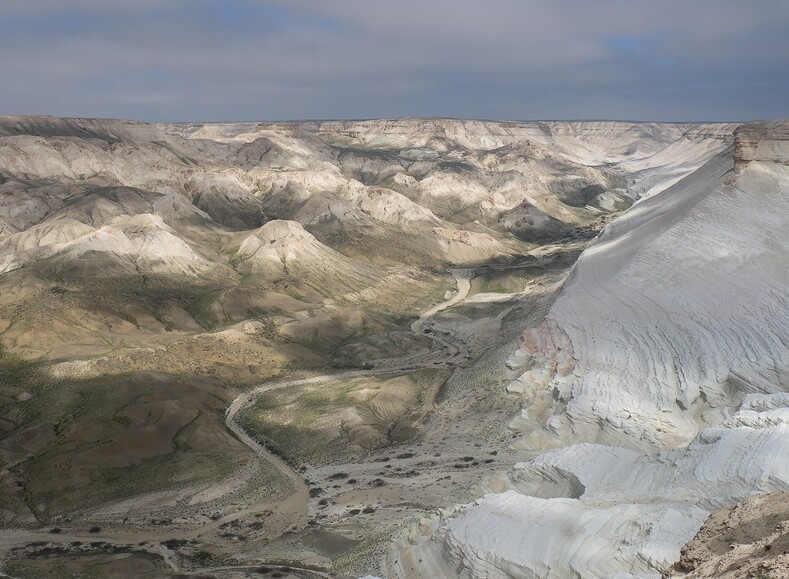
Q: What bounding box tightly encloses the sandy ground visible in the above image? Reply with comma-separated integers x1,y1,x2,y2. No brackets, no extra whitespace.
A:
671,491,789,579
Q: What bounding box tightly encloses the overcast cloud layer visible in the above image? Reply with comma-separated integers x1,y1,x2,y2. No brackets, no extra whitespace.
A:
1,0,788,122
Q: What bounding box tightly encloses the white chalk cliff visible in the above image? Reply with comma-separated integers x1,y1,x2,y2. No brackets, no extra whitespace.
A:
389,121,789,578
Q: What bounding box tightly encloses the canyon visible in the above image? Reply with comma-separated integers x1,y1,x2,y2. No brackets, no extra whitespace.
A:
0,116,785,578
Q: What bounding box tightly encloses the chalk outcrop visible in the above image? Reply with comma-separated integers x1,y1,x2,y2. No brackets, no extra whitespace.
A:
391,122,789,578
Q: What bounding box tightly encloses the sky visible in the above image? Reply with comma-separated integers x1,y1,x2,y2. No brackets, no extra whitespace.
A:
1,0,788,122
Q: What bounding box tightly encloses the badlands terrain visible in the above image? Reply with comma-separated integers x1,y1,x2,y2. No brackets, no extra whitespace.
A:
0,116,785,578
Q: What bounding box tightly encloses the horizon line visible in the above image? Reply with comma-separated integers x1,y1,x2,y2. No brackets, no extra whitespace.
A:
1,113,766,126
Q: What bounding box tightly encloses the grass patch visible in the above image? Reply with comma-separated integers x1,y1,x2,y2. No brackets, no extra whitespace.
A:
0,358,251,523
239,370,450,465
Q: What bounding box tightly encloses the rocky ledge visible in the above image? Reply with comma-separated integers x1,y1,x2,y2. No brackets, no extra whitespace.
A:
734,119,789,170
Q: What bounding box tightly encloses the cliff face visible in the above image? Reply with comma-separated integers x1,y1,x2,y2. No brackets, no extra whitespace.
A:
734,119,789,170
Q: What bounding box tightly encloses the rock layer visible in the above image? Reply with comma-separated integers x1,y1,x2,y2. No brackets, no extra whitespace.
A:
734,119,789,170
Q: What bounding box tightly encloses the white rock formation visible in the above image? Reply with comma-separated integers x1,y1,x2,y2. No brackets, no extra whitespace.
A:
55,213,213,277
389,122,789,578
395,392,789,578
512,151,788,452
236,219,379,283
234,219,420,299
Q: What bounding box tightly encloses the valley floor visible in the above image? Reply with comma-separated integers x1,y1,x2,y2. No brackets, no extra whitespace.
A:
0,239,582,578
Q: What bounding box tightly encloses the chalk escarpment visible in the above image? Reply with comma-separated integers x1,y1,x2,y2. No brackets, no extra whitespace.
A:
391,121,789,578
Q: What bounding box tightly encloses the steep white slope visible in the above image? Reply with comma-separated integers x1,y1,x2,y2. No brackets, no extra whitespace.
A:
504,394,789,510
0,211,214,277
389,123,789,578
511,153,788,452
397,495,707,578
0,185,218,276
619,125,738,199
0,218,96,274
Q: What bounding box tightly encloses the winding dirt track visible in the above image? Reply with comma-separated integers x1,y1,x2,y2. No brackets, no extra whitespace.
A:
222,268,474,523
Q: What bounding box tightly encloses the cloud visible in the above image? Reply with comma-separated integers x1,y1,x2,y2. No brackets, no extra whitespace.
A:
0,0,787,121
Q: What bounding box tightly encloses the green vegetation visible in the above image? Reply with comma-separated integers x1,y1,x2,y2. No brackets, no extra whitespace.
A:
58,275,229,332
6,550,168,579
0,355,250,523
228,251,245,268
469,269,535,294
0,344,53,393
185,287,225,329
239,370,450,465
